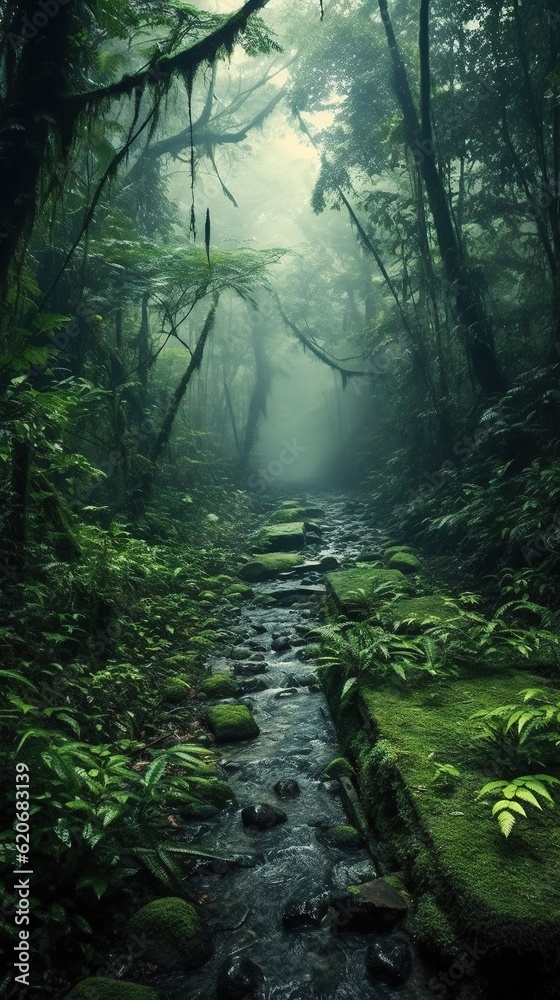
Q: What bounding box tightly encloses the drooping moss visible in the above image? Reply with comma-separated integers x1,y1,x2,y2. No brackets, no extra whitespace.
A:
253,522,305,552
206,704,260,742
128,897,212,971
326,567,410,617
386,551,421,574
239,553,304,581
64,979,160,1000
322,756,354,780
200,673,239,699
407,893,462,957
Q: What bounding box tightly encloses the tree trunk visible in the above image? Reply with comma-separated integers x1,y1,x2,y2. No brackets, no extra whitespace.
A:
137,301,218,505
378,0,504,395
239,324,271,474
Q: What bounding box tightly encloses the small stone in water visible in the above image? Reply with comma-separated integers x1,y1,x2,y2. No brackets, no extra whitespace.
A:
273,779,300,799
216,955,266,999
365,931,413,987
241,803,288,830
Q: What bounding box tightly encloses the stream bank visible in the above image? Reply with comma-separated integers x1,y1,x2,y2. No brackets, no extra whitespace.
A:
64,490,560,1000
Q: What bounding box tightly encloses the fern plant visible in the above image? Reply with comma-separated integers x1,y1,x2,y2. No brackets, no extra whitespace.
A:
471,687,560,766
477,774,559,837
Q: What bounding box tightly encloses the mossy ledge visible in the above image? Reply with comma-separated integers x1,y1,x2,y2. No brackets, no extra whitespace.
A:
64,980,160,1000
319,659,560,962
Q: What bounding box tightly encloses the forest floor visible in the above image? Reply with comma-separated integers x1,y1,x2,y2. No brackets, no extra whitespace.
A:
3,487,560,1000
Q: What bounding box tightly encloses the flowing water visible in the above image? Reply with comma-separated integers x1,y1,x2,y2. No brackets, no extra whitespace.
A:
162,493,435,999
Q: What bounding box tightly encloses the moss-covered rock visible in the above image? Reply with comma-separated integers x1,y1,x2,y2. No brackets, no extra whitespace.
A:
326,567,411,617
322,756,354,780
386,551,421,574
383,545,417,559
324,657,560,956
319,824,362,848
206,704,260,743
64,980,160,1000
268,506,324,524
238,553,303,581
200,673,239,699
389,596,461,631
225,583,255,600
162,675,192,703
128,897,212,971
253,522,306,552
163,653,198,669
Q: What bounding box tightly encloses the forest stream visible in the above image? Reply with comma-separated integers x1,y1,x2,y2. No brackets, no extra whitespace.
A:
138,493,432,1000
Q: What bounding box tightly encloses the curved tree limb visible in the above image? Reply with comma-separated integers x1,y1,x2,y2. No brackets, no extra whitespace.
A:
67,0,272,113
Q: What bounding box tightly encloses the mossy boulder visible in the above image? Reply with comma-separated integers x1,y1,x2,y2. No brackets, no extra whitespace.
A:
253,522,305,552
326,567,411,617
64,980,160,1000
322,756,354,780
239,553,303,581
319,824,362,849
268,506,324,524
386,551,421,574
128,897,212,971
225,583,255,600
343,667,560,955
162,675,192,703
383,545,417,559
206,704,260,743
200,673,239,699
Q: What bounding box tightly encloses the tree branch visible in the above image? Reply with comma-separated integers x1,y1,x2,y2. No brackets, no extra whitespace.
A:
66,0,271,113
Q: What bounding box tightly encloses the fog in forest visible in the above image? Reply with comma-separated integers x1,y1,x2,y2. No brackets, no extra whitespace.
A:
3,0,560,996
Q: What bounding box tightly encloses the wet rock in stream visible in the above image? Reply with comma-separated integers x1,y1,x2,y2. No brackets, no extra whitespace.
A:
216,956,266,1000
273,778,300,798
233,662,268,676
241,803,288,830
282,894,330,929
365,931,413,987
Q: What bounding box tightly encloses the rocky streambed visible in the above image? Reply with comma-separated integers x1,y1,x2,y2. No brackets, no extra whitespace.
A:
134,494,437,1000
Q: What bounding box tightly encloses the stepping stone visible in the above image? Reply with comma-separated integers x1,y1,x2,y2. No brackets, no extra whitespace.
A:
241,803,287,830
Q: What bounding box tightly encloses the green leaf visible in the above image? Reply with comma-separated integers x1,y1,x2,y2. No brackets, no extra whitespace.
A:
497,810,516,837
492,799,527,818
514,788,542,810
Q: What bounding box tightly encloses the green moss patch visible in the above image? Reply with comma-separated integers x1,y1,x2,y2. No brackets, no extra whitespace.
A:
353,669,560,952
64,980,160,1000
268,506,324,524
386,552,421,574
389,596,462,631
322,756,354,779
318,824,362,848
326,567,410,617
200,673,239,699
206,704,260,743
383,545,417,559
128,897,212,971
253,522,305,552
162,675,192,703
239,553,304,581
